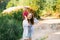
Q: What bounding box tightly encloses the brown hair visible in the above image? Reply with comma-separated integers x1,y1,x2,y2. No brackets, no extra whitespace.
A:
27,13,34,25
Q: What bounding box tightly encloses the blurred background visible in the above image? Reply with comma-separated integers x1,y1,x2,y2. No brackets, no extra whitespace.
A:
0,0,60,40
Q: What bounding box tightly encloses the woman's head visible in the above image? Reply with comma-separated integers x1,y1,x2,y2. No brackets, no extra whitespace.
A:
27,13,34,25
27,13,33,19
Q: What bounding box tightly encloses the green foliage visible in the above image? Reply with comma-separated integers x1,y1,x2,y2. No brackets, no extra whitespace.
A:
6,0,17,8
1,0,60,18
6,0,38,10
37,0,46,10
0,0,10,12
0,9,23,40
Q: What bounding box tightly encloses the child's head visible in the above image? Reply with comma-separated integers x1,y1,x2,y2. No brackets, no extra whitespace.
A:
23,8,29,19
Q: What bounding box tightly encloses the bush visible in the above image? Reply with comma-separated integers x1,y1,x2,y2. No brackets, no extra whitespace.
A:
0,9,23,40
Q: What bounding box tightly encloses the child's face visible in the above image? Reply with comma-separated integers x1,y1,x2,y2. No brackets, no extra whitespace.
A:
27,13,32,19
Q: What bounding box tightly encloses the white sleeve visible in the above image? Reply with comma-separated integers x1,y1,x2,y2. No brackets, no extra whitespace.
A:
23,20,28,36
23,20,28,28
23,20,25,27
34,18,39,24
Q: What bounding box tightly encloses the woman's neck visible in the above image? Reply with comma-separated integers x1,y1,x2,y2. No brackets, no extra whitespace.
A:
28,19,31,23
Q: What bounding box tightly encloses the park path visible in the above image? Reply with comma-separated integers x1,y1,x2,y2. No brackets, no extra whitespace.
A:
21,19,60,40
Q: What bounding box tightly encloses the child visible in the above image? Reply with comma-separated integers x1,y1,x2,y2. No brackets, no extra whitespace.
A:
23,7,29,20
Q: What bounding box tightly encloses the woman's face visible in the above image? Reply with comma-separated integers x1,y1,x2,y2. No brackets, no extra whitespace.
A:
27,13,32,19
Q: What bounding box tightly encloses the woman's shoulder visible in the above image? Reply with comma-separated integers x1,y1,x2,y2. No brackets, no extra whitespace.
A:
23,19,28,26
23,19,27,22
23,19,28,24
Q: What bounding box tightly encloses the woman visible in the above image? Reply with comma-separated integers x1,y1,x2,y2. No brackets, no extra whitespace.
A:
23,13,34,40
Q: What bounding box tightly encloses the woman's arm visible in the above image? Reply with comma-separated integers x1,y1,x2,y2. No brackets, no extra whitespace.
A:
34,18,39,24
23,20,28,36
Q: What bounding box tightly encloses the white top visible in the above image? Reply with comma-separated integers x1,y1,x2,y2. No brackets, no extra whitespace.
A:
23,19,34,39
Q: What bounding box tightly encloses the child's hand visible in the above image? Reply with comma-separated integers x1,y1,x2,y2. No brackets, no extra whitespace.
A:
25,16,27,19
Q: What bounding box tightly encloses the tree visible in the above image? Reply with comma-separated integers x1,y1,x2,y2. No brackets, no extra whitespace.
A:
0,9,23,40
0,0,10,12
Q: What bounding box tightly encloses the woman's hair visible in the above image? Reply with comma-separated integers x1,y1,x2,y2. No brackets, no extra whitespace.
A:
27,13,34,25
